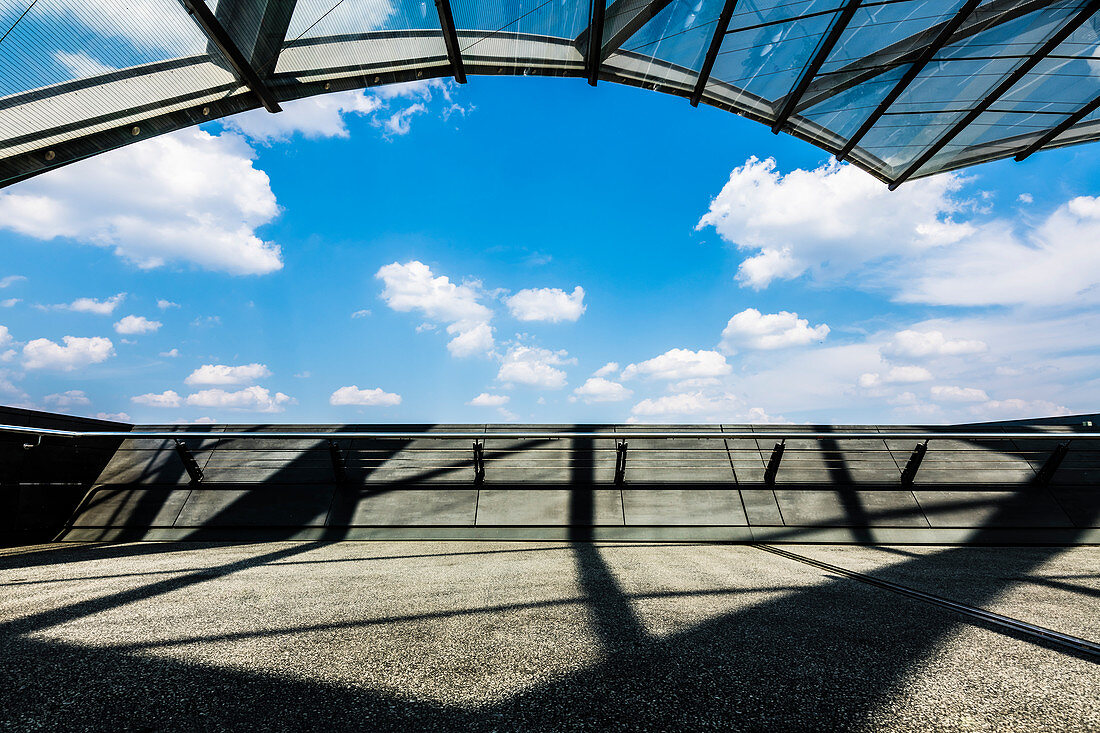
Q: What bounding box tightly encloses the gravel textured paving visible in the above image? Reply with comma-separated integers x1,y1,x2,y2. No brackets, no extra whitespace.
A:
0,541,1097,732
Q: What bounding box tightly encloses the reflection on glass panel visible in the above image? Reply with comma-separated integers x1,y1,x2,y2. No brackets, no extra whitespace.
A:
611,0,727,75
913,108,1055,173
725,0,846,33
450,0,590,39
799,63,908,140
287,0,438,37
708,7,839,107
274,34,450,77
0,63,240,160
0,0,210,98
819,0,962,74
277,0,450,78
936,0,1082,61
866,0,1083,172
857,109,957,173
447,0,589,68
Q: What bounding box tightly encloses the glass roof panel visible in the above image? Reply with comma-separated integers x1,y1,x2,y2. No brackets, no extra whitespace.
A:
4,0,1100,187
872,0,1086,173
913,16,1100,173
606,0,728,85
798,63,909,140
705,0,848,113
0,0,210,98
818,0,963,74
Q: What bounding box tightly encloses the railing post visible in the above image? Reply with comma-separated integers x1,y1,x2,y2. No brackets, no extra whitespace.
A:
173,439,204,484
900,441,927,487
328,439,347,484
1034,440,1071,487
614,440,628,486
473,441,485,485
764,440,785,486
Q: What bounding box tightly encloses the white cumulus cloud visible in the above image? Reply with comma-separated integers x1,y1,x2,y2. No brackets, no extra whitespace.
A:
329,385,402,406
185,363,272,386
53,293,126,315
23,336,114,371
572,377,632,403
969,398,1070,420
697,156,970,289
0,129,282,275
227,91,384,142
720,308,829,353
883,330,988,358
622,348,731,381
44,389,91,407
631,391,741,418
593,361,619,377
467,392,510,407
859,365,933,387
114,315,162,335
376,260,494,357
186,386,294,412
497,345,574,389
132,390,182,408
931,385,989,403
506,286,586,322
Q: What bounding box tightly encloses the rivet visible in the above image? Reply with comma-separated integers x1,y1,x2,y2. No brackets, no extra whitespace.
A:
324,82,331,90
202,106,210,116
45,150,55,161
131,126,140,135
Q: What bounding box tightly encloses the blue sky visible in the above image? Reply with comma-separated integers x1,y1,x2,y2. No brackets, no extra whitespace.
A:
1,75,1099,425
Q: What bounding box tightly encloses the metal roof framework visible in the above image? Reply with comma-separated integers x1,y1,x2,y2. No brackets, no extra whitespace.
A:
1,0,1099,188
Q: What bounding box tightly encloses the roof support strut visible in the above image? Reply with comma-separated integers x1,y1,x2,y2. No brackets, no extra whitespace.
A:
891,0,1100,188
576,0,675,63
586,0,606,85
839,0,982,161
601,0,676,59
771,0,862,134
433,0,467,83
1015,93,1100,161
795,0,1060,115
690,0,739,107
179,0,282,112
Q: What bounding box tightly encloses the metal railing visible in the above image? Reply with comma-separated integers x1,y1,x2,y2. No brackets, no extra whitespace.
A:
2,423,1096,488
1,425,1097,441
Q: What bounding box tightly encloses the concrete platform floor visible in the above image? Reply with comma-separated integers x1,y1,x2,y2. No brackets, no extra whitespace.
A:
0,541,1097,732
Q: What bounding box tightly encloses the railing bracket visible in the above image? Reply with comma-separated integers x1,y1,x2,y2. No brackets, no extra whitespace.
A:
1035,440,1071,487
473,441,485,485
614,440,628,485
901,441,928,487
764,440,785,486
174,438,204,484
328,439,347,484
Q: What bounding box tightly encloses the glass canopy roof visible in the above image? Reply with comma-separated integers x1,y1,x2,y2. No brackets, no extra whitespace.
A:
1,0,1099,188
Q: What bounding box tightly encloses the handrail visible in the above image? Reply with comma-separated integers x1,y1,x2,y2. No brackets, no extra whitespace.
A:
0,424,1096,441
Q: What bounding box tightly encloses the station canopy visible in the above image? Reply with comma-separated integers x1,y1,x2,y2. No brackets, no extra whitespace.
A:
2,0,1100,188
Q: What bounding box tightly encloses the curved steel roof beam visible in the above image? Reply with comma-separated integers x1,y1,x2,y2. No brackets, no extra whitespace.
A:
434,0,467,83
178,0,283,113
690,0,738,107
